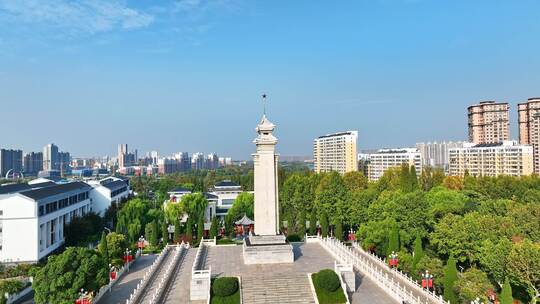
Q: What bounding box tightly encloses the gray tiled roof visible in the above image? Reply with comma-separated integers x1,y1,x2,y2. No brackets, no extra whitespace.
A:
21,182,91,200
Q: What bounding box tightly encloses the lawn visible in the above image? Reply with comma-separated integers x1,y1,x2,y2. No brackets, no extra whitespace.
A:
311,273,347,304
217,238,238,245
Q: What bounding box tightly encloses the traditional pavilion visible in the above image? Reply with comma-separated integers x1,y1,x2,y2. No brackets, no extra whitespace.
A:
235,214,254,237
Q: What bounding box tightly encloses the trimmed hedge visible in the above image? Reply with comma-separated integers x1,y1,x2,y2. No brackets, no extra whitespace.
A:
212,277,239,297
314,269,340,292
286,234,302,242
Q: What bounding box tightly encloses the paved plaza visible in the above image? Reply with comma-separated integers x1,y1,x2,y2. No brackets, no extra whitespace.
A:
199,242,396,304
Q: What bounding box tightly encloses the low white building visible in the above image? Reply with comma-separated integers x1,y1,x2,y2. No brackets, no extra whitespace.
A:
0,182,93,263
87,177,129,216
205,180,243,221
367,148,422,181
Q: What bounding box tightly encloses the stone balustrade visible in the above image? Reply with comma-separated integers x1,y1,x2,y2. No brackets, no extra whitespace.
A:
315,236,449,304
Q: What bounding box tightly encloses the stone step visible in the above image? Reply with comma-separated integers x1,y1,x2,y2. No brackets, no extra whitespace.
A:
241,274,316,304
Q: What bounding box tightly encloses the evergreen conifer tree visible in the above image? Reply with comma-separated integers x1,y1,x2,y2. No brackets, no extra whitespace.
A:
412,235,423,272
334,220,343,241
197,217,204,240
173,218,181,243
162,222,169,245
499,277,513,304
309,209,317,235
320,211,329,237
387,226,400,256
98,231,109,265
443,256,458,304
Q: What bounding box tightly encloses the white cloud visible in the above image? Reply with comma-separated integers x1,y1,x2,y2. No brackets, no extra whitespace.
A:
0,0,154,34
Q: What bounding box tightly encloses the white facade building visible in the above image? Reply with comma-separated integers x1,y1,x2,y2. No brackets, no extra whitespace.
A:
415,141,465,170
367,148,422,181
87,177,129,216
313,131,358,174
205,181,243,221
448,141,534,177
0,182,92,263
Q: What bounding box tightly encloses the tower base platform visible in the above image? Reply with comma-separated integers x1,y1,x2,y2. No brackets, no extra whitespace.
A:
243,235,294,265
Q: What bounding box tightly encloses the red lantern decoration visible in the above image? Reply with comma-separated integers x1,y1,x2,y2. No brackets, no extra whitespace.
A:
137,241,145,249
110,271,116,280
428,278,433,289
421,279,427,288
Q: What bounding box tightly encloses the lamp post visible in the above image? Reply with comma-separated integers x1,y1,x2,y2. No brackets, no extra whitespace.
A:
125,248,130,271
137,236,145,254
421,270,433,290
108,264,117,292
389,251,399,269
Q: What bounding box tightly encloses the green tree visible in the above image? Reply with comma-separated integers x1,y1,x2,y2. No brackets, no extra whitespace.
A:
399,163,411,192
478,238,512,286
309,209,317,235
186,219,193,240
197,217,204,240
209,216,218,239
454,268,493,304
507,240,540,303
297,210,306,236
33,247,108,304
98,231,109,265
106,232,128,265
334,220,343,241
173,217,181,243
412,235,423,273
145,220,158,246
225,192,254,234
409,165,418,191
162,222,169,244
320,211,329,237
443,256,458,304
387,225,400,256
315,172,347,225
500,277,513,304
343,171,368,191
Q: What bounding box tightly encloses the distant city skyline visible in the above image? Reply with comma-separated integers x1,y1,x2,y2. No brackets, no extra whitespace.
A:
1,1,540,159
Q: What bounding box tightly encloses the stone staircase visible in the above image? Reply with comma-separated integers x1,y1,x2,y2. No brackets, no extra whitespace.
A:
241,273,316,304
162,248,199,303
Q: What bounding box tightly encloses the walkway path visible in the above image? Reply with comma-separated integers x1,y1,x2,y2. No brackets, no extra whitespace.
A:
352,246,439,304
97,254,157,304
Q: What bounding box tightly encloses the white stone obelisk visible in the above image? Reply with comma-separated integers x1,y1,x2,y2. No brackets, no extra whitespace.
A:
252,114,279,236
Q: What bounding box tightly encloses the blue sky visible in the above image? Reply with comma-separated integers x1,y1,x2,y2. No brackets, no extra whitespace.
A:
1,0,540,159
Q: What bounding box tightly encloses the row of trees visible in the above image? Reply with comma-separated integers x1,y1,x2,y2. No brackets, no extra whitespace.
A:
278,165,540,303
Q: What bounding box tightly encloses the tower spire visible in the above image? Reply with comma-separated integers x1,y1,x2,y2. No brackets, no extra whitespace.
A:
262,93,267,116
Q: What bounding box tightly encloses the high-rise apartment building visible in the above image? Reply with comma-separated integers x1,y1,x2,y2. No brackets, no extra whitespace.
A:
313,131,358,174
43,144,59,171
206,153,219,170
118,144,128,168
416,141,465,170
518,97,540,173
448,141,533,177
367,148,422,181
468,101,509,144
0,149,23,177
23,152,43,175
192,152,205,170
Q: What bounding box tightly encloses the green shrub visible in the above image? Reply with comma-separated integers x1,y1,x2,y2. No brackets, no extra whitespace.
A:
286,234,302,242
212,277,238,297
314,269,340,292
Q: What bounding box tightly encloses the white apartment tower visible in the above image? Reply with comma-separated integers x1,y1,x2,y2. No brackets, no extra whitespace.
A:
313,131,358,174
448,141,533,177
367,148,422,181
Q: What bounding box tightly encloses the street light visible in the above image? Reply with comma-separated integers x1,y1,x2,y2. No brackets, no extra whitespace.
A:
104,227,111,233
389,251,399,269
125,248,130,271
421,270,433,290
